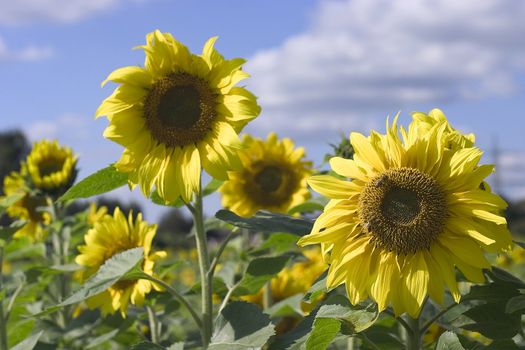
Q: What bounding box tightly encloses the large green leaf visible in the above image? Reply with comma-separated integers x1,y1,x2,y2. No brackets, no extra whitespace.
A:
315,302,378,334
130,342,166,350
85,329,120,349
251,232,300,255
232,255,290,296
506,294,525,314
215,209,313,235
436,332,465,350
10,331,43,350
37,248,144,315
486,266,525,288
305,318,341,350
463,283,520,303
266,294,305,318
461,302,521,339
59,165,128,201
209,301,275,350
167,343,184,350
484,339,521,350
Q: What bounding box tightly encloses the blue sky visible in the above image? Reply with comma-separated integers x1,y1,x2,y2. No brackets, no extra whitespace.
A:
1,0,525,219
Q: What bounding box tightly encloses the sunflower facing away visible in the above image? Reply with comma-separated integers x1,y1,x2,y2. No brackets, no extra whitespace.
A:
26,139,78,195
96,30,261,204
75,207,166,316
219,132,312,217
3,166,52,241
298,109,512,317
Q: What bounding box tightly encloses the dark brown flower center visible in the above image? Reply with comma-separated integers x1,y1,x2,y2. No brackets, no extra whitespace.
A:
358,167,447,255
144,72,217,147
255,166,283,193
38,157,65,177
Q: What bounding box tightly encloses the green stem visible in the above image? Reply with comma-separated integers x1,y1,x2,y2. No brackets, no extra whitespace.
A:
419,303,457,335
262,282,273,310
0,242,9,350
146,305,160,344
142,274,202,329
188,179,213,349
405,316,422,350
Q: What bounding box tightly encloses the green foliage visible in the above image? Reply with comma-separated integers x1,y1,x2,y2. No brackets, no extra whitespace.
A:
232,255,290,296
130,342,166,350
288,197,328,215
10,331,43,350
305,318,341,350
59,165,128,201
436,332,465,350
0,193,24,216
215,209,313,235
209,301,275,350
251,232,299,255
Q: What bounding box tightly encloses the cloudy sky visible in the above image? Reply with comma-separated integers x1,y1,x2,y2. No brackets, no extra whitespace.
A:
1,0,525,219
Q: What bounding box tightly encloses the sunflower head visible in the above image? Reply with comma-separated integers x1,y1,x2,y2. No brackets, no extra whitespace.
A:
220,133,312,217
2,167,51,241
86,202,108,226
298,110,512,317
96,30,260,204
26,140,77,196
75,207,166,316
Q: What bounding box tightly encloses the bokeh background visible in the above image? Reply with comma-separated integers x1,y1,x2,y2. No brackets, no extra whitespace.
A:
1,0,525,234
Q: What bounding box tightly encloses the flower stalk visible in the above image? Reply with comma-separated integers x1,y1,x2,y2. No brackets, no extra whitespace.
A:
405,315,422,350
188,177,213,348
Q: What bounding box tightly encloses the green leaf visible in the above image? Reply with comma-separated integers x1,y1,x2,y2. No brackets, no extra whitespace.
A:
0,193,24,216
266,294,305,318
316,303,378,334
303,272,327,303
463,283,520,303
252,232,299,255
40,248,144,314
130,342,166,350
288,197,328,215
209,301,275,350
85,329,120,349
506,294,525,314
203,178,223,196
484,339,521,350
233,255,290,296
486,266,525,288
0,220,26,240
305,318,341,350
215,209,313,235
10,331,43,350
167,343,184,350
436,332,465,350
59,165,128,201
461,302,521,339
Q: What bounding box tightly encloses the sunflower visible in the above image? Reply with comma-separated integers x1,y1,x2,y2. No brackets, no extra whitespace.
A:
242,248,326,313
96,30,261,204
86,202,108,226
298,111,512,317
219,133,312,217
2,167,51,241
26,139,77,195
75,207,166,316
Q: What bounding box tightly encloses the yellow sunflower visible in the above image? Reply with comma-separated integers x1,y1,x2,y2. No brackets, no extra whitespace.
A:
26,139,77,194
75,207,166,316
242,248,326,313
2,167,51,241
219,132,312,217
86,202,108,226
298,111,512,317
96,30,261,204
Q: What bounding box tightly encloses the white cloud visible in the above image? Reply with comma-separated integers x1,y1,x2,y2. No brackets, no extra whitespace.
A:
0,36,54,62
0,0,120,25
25,113,89,141
246,0,525,137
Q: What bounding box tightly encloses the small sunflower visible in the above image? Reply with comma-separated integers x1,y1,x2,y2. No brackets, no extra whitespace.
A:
219,133,312,217
75,208,166,316
298,111,512,317
2,167,51,241
242,248,326,312
96,30,261,204
26,140,77,195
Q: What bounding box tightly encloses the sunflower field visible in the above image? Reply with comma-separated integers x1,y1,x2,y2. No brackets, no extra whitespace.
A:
1,30,525,350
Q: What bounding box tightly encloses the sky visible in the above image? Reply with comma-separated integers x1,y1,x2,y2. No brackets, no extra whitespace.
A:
1,0,525,220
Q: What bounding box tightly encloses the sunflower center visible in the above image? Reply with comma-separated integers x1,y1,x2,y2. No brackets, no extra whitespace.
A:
255,166,283,192
144,72,217,147
38,158,65,177
358,167,447,255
